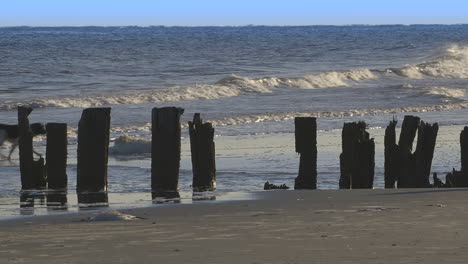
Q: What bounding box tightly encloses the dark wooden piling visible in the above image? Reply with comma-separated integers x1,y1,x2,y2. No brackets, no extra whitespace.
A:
413,121,439,187
46,123,68,190
18,106,46,190
294,117,317,189
395,116,438,188
151,107,184,196
384,118,398,188
339,121,375,189
460,127,468,185
18,106,34,189
76,108,111,193
396,115,420,188
189,113,216,192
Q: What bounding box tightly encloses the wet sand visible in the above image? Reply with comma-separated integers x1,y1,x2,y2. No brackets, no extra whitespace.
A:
1,188,468,263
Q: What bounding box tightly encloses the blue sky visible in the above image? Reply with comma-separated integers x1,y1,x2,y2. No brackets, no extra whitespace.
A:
1,0,467,26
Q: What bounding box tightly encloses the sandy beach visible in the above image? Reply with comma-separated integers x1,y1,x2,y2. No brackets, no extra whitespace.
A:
1,188,468,263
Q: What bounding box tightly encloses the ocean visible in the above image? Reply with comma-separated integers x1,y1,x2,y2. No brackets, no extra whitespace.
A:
1,25,468,217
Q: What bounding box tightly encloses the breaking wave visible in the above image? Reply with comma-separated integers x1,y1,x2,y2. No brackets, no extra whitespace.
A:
0,69,376,111
2,45,468,112
416,86,466,100
389,44,468,79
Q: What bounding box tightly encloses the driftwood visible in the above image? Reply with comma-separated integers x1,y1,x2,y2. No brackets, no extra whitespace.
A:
18,106,46,190
294,117,317,189
151,107,184,198
46,123,68,190
264,181,289,190
339,122,375,189
189,113,216,192
76,108,111,193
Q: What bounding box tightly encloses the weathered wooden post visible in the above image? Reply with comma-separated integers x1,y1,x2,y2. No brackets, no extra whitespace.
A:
384,119,398,188
18,106,34,189
152,107,184,198
18,106,46,190
76,107,111,194
396,115,420,188
46,123,68,190
294,117,317,189
339,121,374,189
414,121,439,187
395,116,438,188
460,127,468,186
189,113,216,192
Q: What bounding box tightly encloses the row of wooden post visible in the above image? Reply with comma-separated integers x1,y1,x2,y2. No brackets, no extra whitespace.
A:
293,115,468,189
18,105,468,194
18,106,216,200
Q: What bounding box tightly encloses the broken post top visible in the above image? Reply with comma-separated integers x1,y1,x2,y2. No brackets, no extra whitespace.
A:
398,115,420,151
189,113,213,130
18,106,33,116
342,121,370,143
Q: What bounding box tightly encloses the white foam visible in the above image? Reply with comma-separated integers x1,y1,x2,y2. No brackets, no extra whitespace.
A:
109,133,151,155
0,70,376,110
391,44,468,79
421,87,466,100
260,69,377,89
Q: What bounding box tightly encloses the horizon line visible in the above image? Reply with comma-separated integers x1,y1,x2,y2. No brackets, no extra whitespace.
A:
1,23,468,28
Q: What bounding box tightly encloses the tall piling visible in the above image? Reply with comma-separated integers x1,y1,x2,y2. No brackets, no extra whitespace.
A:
189,113,216,192
414,121,439,187
339,121,375,189
76,108,111,193
46,123,68,190
394,116,438,188
384,119,398,188
151,107,184,197
18,106,46,190
294,117,317,189
460,127,468,186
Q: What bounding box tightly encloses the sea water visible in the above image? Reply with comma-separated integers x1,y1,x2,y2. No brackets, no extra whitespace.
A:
1,25,468,217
